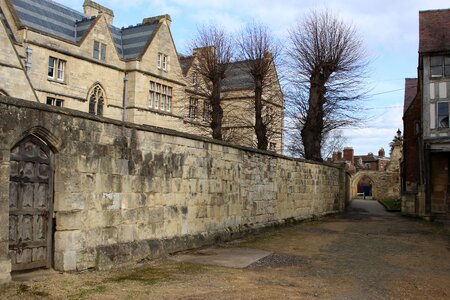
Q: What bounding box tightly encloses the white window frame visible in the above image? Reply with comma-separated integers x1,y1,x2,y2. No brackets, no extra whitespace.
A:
158,53,168,71
57,60,65,81
149,81,172,112
167,87,172,112
46,96,63,107
157,53,162,69
48,56,66,82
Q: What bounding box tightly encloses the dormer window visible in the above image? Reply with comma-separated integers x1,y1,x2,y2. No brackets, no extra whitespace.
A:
430,55,450,78
93,41,106,61
158,53,168,71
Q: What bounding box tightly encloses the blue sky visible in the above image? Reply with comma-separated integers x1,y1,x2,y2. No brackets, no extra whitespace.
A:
60,0,449,156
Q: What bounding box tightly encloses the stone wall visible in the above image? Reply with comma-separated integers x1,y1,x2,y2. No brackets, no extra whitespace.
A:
0,96,346,284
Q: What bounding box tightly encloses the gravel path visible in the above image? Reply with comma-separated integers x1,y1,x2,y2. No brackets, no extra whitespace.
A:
2,199,450,299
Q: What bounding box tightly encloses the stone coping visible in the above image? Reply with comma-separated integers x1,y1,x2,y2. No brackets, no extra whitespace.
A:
0,95,342,170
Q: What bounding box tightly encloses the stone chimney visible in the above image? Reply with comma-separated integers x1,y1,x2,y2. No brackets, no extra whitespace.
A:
143,14,172,27
343,147,354,162
378,148,385,157
83,0,114,25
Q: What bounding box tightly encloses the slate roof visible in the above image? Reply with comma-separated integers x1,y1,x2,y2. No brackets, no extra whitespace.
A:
419,8,450,53
403,78,418,113
179,55,194,76
179,56,255,91
222,61,254,91
8,0,160,60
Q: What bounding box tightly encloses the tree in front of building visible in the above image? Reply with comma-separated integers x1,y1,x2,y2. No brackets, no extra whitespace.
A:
189,24,234,141
236,21,282,151
286,9,369,161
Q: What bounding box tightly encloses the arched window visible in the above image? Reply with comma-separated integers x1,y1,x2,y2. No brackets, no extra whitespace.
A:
88,84,105,116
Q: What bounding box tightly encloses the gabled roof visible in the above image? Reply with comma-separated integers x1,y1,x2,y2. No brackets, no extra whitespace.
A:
7,0,160,60
179,55,194,76
179,55,255,91
222,61,254,91
403,78,418,113
419,8,450,53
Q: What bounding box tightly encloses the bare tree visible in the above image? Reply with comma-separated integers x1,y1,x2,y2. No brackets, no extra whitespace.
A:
236,21,282,150
286,9,368,161
286,122,347,160
188,24,234,140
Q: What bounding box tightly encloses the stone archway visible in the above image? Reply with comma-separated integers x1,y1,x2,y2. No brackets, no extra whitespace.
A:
357,175,373,198
350,171,378,200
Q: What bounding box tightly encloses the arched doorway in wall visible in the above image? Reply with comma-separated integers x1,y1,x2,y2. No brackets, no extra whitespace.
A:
357,175,373,199
9,135,54,271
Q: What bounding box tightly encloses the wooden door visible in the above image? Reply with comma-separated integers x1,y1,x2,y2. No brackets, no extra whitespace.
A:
9,136,53,271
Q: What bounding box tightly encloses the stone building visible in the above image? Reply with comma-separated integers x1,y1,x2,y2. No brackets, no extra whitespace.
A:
330,139,402,200
180,51,284,153
402,8,450,219
0,0,284,153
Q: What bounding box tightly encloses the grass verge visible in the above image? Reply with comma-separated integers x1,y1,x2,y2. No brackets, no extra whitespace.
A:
378,198,401,211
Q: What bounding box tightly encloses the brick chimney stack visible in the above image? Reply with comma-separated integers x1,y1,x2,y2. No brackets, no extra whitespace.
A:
343,147,354,162
378,148,385,157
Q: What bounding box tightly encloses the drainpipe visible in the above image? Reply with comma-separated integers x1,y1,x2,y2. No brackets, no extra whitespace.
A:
122,73,128,122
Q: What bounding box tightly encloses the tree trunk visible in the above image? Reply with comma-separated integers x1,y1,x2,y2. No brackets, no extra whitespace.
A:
301,73,326,161
254,78,268,150
211,76,223,140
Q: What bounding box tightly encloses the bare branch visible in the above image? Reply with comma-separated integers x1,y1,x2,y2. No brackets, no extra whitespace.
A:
285,9,369,161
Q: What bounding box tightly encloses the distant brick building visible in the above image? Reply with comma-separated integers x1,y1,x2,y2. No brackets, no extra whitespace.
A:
331,146,390,174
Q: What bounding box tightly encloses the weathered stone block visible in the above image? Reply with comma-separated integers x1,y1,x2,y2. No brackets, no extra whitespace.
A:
54,250,77,271
118,225,135,243
56,211,82,231
55,230,82,252
54,192,86,211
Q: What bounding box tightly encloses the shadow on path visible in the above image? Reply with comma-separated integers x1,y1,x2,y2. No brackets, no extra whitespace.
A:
346,198,400,217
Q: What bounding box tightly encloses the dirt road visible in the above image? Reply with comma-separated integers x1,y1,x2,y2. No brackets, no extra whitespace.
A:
2,199,450,299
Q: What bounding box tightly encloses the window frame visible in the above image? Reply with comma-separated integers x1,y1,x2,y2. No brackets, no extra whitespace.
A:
149,81,155,108
202,100,212,122
48,56,66,82
158,53,168,71
437,101,450,129
430,55,450,78
93,41,100,60
149,81,173,112
46,96,64,107
189,97,199,120
100,43,106,61
93,41,106,61
88,84,105,116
